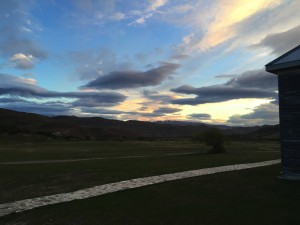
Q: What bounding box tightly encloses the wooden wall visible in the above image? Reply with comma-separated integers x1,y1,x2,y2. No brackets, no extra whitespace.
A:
278,69,300,176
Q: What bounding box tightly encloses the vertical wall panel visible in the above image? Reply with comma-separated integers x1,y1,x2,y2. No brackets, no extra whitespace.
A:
278,70,300,177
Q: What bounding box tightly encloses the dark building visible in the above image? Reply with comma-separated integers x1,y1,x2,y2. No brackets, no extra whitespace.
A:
266,45,300,180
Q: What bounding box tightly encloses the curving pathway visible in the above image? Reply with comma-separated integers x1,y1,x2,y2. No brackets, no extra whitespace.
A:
0,159,280,217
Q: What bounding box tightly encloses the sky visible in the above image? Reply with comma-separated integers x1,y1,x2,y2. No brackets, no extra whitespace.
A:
0,0,299,126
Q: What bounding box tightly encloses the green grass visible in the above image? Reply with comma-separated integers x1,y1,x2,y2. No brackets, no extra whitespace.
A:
0,141,280,204
0,140,280,162
2,165,300,225
0,141,206,162
0,140,289,225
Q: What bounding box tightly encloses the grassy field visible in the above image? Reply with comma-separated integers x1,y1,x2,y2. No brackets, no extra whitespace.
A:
1,140,297,225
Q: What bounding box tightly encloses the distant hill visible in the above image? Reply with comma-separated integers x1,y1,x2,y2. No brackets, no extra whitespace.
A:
0,108,279,141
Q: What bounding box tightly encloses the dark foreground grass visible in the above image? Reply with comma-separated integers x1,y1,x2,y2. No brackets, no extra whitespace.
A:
0,141,280,162
2,164,300,225
0,141,280,204
0,141,206,162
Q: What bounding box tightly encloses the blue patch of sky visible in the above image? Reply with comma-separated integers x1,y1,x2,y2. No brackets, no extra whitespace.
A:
180,49,252,87
31,3,190,83
34,60,78,92
1,67,28,78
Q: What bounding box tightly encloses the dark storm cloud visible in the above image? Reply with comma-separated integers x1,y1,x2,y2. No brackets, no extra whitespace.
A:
252,25,300,55
0,73,127,116
82,62,180,90
153,107,181,114
0,87,126,105
81,106,182,118
142,90,175,103
72,95,125,107
226,70,277,90
79,107,124,115
0,101,72,116
0,97,29,104
227,103,279,126
188,113,211,120
171,85,276,105
171,69,278,105
0,73,126,106
0,99,127,118
79,106,180,118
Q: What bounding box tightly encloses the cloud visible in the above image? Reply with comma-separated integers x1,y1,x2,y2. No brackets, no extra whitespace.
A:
147,0,168,12
0,73,39,89
142,90,175,103
130,0,168,25
72,95,124,107
160,0,300,63
0,0,47,69
252,25,300,55
68,0,127,27
170,0,282,52
171,85,276,105
0,97,29,104
0,73,126,106
0,87,126,105
9,53,36,70
171,69,277,105
170,54,190,61
110,12,125,21
22,72,35,77
1,36,47,60
67,48,132,81
0,73,129,117
79,107,124,115
79,105,179,118
227,103,279,126
226,70,277,90
153,107,181,114
83,62,180,90
0,98,126,118
73,105,181,119
215,74,236,79
188,113,211,120
196,0,282,51
0,101,73,116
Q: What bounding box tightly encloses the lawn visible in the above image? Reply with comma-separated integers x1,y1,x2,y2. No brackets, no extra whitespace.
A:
1,140,295,225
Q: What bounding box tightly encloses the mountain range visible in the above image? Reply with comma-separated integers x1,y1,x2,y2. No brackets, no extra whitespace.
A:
0,108,279,141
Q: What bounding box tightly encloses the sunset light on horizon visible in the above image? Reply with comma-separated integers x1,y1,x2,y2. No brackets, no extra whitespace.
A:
1,0,299,126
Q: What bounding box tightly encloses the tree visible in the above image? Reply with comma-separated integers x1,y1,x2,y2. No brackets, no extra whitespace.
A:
195,128,226,153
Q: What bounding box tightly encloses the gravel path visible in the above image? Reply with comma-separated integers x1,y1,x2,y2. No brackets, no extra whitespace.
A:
0,159,280,217
0,152,199,165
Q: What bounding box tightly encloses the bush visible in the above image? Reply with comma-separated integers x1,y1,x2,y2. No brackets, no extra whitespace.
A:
194,128,226,153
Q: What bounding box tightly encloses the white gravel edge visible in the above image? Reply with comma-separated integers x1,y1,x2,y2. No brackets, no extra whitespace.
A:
0,159,280,217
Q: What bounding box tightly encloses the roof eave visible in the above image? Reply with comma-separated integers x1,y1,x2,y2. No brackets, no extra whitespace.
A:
266,60,300,74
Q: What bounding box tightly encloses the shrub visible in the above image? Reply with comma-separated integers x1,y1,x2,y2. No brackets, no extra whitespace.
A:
194,128,226,153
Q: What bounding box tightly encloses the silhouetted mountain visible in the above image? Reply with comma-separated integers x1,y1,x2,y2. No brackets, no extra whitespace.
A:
0,108,279,141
